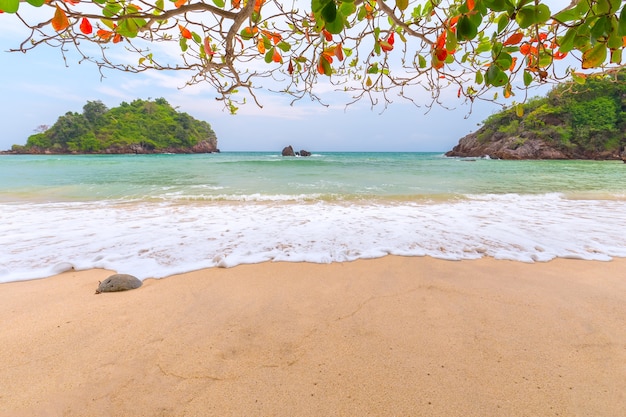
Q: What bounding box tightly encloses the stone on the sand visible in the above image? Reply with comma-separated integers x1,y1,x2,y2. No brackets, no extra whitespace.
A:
95,274,142,294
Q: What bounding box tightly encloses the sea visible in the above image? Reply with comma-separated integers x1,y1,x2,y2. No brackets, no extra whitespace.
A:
1,152,626,283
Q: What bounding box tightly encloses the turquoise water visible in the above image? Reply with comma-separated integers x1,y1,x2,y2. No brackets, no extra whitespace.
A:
1,152,625,202
1,152,626,282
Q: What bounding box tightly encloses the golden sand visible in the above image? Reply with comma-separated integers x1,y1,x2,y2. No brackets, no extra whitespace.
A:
1,256,625,416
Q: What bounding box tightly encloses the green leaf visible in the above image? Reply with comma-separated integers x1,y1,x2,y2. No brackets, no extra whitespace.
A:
325,13,344,34
192,32,202,44
418,54,427,68
277,41,291,52
475,70,484,85
321,1,337,23
264,48,274,64
558,27,577,53
212,0,225,7
610,48,622,64
553,8,582,23
0,0,19,13
396,0,408,11
338,1,356,16
25,0,45,7
485,65,508,87
582,43,607,68
516,4,550,28
103,3,123,17
312,0,332,13
497,13,509,34
179,37,188,52
619,5,626,36
457,15,478,41
117,19,138,38
515,103,524,117
523,70,532,86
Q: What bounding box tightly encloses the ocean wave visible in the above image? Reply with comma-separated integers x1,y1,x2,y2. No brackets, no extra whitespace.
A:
1,193,625,283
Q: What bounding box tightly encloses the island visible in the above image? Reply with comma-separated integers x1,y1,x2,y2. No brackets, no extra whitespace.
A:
3,98,218,154
446,70,626,160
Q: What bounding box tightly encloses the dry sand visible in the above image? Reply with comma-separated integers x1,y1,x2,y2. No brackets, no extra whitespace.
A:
1,256,625,417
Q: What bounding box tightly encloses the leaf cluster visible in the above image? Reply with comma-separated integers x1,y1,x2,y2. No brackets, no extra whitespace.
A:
19,99,217,153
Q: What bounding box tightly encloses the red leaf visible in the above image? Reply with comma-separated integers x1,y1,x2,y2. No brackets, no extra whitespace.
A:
204,37,215,56
79,18,92,35
288,59,294,75
387,32,395,46
503,32,523,46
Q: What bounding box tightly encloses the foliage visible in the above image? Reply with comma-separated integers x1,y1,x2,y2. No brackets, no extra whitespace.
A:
478,69,626,154
20,99,217,153
2,0,625,113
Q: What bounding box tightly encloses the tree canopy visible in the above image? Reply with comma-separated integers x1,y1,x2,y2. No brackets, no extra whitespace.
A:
2,0,625,112
472,68,626,157
12,98,218,153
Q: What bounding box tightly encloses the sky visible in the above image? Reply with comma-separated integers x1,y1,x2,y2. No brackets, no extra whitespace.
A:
0,6,557,153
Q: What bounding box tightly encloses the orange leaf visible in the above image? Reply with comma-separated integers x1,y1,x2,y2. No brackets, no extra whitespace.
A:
323,29,332,42
553,50,567,60
79,17,92,35
232,0,240,8
97,29,114,41
467,0,474,11
113,33,122,43
272,48,282,63
174,0,186,7
519,44,531,55
436,31,446,49
334,43,344,61
179,25,192,39
51,5,69,32
379,40,393,52
257,37,266,54
503,32,523,46
509,57,517,71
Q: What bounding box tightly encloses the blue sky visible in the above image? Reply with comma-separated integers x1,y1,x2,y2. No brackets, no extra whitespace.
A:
0,9,551,153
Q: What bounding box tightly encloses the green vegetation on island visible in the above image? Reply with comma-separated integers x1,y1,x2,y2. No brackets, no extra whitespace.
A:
447,70,626,160
9,98,218,154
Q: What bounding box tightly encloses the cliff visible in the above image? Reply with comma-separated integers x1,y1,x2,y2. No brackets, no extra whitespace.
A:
446,70,626,160
5,98,218,154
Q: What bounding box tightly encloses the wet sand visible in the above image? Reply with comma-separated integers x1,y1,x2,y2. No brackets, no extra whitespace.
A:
1,256,625,416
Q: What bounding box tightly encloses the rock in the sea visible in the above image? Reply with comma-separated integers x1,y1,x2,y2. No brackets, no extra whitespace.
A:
299,150,311,157
282,145,295,156
95,274,142,294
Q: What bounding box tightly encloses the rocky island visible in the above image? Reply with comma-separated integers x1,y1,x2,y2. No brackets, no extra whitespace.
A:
3,98,218,154
446,70,626,160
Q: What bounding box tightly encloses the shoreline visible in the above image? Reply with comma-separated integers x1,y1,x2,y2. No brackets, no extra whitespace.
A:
1,256,625,416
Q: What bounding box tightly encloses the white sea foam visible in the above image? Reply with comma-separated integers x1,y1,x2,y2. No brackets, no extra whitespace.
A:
1,193,625,283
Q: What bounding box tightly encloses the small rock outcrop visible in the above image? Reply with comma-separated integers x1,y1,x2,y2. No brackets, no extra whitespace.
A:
281,146,312,157
282,145,295,156
95,274,142,294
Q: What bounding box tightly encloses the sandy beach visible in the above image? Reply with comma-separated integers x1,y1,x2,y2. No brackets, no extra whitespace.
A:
1,256,625,416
